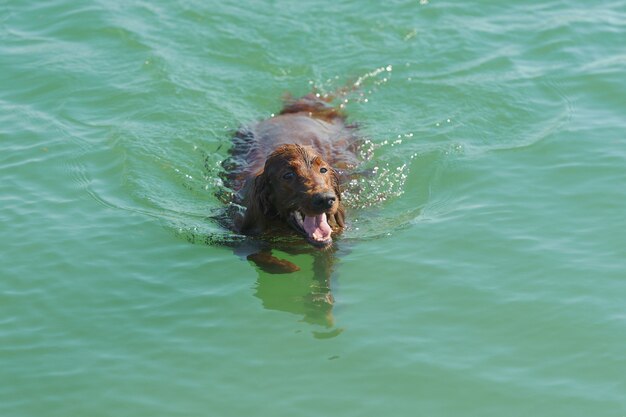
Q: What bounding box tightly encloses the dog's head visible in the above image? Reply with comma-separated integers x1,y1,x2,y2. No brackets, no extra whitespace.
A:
241,144,345,246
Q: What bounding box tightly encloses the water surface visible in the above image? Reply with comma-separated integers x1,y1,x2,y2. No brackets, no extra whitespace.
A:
1,1,625,416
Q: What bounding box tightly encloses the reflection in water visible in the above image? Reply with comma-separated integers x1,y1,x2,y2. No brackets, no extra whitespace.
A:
248,242,345,338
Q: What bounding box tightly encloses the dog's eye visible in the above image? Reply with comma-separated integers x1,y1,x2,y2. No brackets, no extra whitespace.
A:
320,167,328,174
282,171,295,180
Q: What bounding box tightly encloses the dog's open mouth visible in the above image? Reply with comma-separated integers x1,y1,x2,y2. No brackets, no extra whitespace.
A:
289,211,333,246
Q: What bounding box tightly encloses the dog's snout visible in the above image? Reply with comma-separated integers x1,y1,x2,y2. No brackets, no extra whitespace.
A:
312,192,336,210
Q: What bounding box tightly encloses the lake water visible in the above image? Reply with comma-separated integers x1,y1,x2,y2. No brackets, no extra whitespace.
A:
2,0,625,416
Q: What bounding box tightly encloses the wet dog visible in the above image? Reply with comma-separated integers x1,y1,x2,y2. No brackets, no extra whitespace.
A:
223,94,360,247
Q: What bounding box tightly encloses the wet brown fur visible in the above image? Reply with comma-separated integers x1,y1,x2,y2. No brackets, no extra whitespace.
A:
225,94,360,244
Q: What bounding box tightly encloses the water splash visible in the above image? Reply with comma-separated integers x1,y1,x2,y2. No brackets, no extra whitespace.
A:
307,64,393,108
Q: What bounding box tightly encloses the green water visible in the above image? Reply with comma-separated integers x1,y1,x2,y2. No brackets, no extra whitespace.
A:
2,0,625,415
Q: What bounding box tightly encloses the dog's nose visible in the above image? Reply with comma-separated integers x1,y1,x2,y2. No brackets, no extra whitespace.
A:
312,192,336,210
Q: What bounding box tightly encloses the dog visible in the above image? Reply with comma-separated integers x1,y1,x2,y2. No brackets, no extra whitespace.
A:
223,93,361,248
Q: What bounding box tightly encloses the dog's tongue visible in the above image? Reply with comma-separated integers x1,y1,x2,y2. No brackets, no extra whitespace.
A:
303,213,332,243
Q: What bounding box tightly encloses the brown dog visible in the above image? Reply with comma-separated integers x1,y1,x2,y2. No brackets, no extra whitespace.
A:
224,94,360,247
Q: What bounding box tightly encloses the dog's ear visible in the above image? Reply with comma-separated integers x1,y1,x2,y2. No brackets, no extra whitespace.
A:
332,203,345,229
240,172,272,235
331,168,345,229
331,168,342,202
